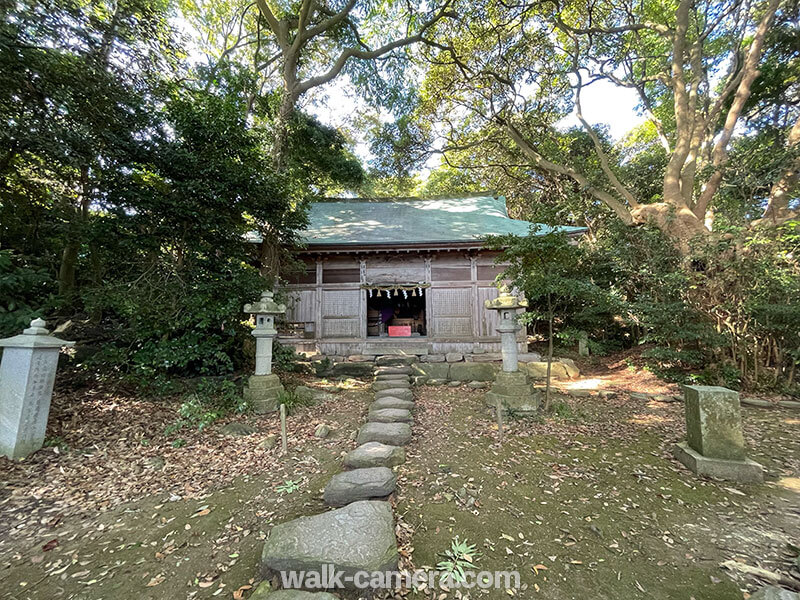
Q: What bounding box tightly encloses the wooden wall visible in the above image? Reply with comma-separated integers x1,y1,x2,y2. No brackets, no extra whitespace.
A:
283,250,517,347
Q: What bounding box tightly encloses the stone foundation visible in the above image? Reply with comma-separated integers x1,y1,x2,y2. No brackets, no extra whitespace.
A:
303,353,579,384
243,373,284,413
672,442,764,484
486,371,541,415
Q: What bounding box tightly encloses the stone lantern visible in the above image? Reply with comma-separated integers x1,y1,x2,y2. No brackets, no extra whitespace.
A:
243,290,286,413
484,286,540,415
0,318,74,459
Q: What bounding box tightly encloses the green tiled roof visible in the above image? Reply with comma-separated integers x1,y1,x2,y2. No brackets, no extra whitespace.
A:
302,195,584,246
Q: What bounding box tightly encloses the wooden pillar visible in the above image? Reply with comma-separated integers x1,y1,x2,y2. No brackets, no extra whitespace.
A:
315,258,323,341
470,254,479,339
424,256,433,339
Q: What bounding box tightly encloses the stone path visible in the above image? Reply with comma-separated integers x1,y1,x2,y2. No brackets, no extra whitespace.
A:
260,357,418,596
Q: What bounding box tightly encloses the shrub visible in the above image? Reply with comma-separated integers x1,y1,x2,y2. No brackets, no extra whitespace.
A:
167,378,247,433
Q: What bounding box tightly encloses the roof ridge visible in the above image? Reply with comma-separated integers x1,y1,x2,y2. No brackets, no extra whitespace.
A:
312,191,499,203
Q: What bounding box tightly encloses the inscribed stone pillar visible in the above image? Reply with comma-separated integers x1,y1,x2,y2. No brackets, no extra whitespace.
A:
0,319,74,459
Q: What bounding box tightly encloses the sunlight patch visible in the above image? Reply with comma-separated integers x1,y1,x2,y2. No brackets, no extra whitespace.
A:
567,378,602,390
777,477,800,493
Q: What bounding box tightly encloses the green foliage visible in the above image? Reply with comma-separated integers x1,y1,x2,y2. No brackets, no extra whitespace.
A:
436,537,481,584
276,479,301,494
167,378,247,433
273,341,301,373
276,388,313,415
0,251,55,336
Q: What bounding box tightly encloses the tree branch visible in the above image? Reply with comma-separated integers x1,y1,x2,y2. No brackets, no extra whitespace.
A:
296,1,452,94
694,0,780,217
502,118,635,225
574,71,639,209
761,113,800,223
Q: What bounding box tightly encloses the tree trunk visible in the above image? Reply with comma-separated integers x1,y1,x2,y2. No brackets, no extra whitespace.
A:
271,88,296,172
58,166,90,299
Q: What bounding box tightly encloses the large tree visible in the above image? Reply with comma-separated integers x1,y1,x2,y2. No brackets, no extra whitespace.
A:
417,0,797,252
248,0,454,170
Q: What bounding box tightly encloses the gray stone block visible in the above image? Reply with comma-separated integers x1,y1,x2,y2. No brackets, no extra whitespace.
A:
329,362,374,378
422,354,445,363
412,363,450,380
375,355,417,366
323,467,396,506
445,352,463,363
373,380,410,392
368,408,413,423
375,366,413,375
523,362,576,380
374,374,410,382
672,442,763,484
357,422,412,446
465,353,502,362
450,362,496,382
261,501,398,587
749,586,800,600
375,388,413,401
343,442,406,469
684,385,746,460
371,397,415,411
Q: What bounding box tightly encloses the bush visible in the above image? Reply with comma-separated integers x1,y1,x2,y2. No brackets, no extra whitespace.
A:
166,378,247,433
0,251,55,336
276,387,314,415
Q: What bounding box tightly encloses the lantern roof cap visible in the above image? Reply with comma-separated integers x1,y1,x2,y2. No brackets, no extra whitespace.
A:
244,290,286,315
484,285,528,310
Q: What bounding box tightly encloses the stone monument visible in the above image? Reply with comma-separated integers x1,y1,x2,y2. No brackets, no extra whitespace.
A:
484,286,540,415
672,385,764,483
0,318,74,459
578,331,589,356
243,290,286,413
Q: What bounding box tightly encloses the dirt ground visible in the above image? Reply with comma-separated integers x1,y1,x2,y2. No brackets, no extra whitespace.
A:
1,356,798,600
396,362,800,600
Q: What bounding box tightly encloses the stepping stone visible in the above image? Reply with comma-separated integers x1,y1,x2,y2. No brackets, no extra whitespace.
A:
357,422,412,446
375,366,412,375
343,442,406,469
323,467,396,506
375,355,416,366
253,590,337,600
368,408,413,423
261,501,397,587
375,388,413,401
373,380,410,392
371,397,415,411
375,374,410,382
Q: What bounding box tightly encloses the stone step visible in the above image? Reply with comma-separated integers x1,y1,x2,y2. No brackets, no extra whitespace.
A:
375,366,413,375
261,501,398,589
375,388,413,401
374,374,410,382
375,355,418,366
323,467,396,507
343,442,406,469
253,590,338,600
373,380,411,392
364,346,428,356
371,397,415,411
357,422,412,446
368,408,413,424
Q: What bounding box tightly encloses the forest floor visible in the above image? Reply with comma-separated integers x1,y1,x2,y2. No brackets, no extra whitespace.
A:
0,354,798,600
